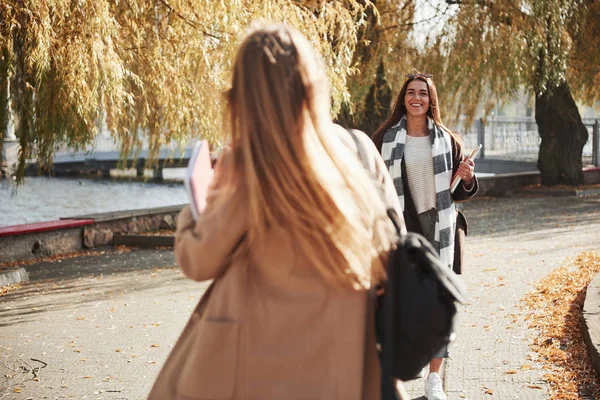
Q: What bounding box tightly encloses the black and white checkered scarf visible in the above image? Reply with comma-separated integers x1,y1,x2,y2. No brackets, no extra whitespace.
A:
381,116,456,269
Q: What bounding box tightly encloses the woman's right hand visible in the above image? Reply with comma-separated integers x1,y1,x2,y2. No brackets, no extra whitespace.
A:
176,205,196,234
458,157,475,184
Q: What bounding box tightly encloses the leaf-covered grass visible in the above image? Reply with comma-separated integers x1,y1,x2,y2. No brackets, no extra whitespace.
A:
523,252,600,399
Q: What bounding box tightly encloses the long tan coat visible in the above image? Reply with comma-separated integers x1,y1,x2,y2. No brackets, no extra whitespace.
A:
166,128,402,400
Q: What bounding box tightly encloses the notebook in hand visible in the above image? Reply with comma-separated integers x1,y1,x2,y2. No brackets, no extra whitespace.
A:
184,140,214,220
450,144,482,194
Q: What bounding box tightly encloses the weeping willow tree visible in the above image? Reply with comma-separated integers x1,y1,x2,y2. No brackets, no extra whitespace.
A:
335,0,417,133
419,0,600,186
0,0,385,182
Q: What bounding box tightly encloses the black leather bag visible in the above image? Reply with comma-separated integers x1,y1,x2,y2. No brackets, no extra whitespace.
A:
453,210,468,275
378,209,467,399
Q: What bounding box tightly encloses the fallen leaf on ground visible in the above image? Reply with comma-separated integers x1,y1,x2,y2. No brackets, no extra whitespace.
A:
522,252,600,398
1,283,22,296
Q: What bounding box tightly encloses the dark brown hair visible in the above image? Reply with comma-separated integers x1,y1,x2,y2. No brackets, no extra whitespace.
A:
371,75,461,151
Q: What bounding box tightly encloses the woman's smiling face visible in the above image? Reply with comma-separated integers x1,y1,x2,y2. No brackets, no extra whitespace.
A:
404,79,430,118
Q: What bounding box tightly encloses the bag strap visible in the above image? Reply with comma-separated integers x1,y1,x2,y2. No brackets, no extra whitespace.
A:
386,209,404,236
381,246,399,400
346,129,401,399
346,129,370,165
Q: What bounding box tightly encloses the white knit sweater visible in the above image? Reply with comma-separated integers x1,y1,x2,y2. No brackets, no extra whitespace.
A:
404,135,436,214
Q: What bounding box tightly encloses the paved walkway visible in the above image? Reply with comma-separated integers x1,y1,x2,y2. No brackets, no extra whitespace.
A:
404,194,600,399
1,195,599,399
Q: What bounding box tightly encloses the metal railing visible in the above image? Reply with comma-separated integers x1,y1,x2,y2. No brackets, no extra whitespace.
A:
456,116,600,167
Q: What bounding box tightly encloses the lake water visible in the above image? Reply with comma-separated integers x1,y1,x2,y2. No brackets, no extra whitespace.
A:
0,173,189,227
0,169,495,228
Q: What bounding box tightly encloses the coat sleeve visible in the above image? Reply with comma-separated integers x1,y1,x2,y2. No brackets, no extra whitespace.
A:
174,165,247,282
451,140,479,202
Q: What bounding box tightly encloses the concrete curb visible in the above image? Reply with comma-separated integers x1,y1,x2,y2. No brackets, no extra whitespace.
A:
582,272,600,376
0,267,29,287
478,171,541,196
577,187,600,197
477,167,600,197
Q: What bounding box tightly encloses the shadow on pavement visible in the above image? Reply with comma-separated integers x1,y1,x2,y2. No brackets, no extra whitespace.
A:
462,196,600,238
0,248,187,328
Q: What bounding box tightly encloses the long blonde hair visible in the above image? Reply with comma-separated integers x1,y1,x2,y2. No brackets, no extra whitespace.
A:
213,23,395,289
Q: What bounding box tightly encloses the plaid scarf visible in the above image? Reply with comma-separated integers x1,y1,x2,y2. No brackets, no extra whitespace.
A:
381,116,456,269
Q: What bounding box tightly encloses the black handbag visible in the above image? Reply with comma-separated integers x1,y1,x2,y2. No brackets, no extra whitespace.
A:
378,209,467,399
453,210,468,275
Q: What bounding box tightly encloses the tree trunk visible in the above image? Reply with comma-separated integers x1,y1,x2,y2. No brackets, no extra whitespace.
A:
535,82,587,186
0,47,8,169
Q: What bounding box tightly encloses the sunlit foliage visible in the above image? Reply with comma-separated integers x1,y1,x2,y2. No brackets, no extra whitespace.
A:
417,0,599,125
0,0,395,181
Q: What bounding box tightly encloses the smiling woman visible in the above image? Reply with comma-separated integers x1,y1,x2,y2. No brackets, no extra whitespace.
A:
371,73,479,400
404,80,431,135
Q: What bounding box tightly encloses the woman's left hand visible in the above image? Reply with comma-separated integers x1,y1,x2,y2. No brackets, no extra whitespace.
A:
457,157,475,184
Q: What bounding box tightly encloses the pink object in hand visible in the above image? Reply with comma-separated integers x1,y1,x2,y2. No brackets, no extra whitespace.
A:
184,140,214,220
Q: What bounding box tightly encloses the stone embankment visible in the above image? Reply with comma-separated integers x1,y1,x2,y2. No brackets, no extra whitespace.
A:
0,205,182,265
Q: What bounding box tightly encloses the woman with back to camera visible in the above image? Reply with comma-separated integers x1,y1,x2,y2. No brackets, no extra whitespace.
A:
148,23,409,399
372,73,478,400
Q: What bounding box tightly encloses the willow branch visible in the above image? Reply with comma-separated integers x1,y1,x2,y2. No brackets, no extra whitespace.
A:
156,0,224,40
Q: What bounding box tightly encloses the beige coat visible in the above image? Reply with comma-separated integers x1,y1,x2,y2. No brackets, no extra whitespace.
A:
168,128,402,400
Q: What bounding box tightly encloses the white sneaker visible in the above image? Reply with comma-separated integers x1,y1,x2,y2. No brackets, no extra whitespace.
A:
424,372,447,400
